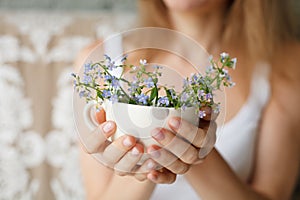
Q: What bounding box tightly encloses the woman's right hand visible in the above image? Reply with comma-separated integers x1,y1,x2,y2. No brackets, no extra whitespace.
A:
81,109,158,178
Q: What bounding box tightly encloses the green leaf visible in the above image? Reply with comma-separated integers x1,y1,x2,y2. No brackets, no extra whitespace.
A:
97,90,103,100
150,87,158,102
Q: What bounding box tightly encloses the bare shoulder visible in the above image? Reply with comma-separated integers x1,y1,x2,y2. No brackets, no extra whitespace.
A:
271,40,300,125
272,40,300,80
74,40,102,72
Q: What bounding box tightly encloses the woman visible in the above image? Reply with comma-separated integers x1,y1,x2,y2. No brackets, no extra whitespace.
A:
76,0,300,199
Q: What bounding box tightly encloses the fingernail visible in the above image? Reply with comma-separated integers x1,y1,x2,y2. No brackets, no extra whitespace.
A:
147,161,155,170
131,147,140,156
148,173,157,181
103,121,113,133
148,148,160,158
151,129,165,141
123,137,133,147
169,118,180,129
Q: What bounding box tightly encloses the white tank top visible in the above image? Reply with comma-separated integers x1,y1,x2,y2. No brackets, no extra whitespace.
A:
103,38,271,200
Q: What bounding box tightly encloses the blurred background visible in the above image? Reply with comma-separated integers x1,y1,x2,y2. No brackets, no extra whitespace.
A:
0,0,299,200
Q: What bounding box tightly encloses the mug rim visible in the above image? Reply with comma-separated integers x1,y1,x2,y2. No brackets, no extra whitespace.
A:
104,100,198,112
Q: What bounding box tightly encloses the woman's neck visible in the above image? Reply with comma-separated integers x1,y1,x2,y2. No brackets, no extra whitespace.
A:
168,7,228,53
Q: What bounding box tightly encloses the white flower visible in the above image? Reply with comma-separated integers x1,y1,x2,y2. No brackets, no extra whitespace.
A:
220,52,229,59
222,69,228,74
139,59,147,65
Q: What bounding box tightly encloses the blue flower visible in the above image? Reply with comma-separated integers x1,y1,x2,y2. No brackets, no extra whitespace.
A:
104,75,112,81
198,110,206,118
128,82,138,93
83,75,92,84
111,77,120,88
206,65,213,74
110,94,118,103
158,96,169,106
190,74,198,84
107,61,116,71
79,91,87,98
84,63,92,73
197,90,205,98
144,77,154,88
169,90,177,100
180,92,189,102
104,55,117,70
102,90,111,98
205,93,213,100
137,94,149,105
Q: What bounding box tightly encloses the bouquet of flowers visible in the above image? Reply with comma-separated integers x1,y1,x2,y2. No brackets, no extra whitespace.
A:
72,53,236,118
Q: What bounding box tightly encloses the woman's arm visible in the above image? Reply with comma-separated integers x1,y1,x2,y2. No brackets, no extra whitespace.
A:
80,148,156,200
148,44,300,200
184,85,300,200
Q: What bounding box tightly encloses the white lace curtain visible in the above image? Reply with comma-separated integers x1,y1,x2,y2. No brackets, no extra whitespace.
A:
0,11,135,200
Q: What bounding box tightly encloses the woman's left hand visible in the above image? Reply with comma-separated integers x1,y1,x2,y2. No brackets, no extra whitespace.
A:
146,108,217,184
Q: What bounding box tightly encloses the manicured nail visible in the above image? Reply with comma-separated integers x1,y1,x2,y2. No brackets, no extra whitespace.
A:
147,161,155,170
148,173,157,181
102,121,113,133
123,137,133,147
131,147,140,156
169,118,180,129
151,129,165,141
148,148,161,158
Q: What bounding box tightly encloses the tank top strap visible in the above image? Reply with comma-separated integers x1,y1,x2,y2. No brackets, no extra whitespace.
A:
103,34,124,78
247,62,271,112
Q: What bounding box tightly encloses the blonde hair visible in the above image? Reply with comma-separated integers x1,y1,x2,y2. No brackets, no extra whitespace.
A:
138,0,298,60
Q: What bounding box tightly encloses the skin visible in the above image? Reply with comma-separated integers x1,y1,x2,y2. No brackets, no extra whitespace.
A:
77,0,300,199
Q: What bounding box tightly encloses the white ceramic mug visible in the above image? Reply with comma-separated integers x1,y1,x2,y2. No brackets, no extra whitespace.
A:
83,100,199,163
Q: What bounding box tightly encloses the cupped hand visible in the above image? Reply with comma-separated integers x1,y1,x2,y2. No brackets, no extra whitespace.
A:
146,107,217,184
80,109,150,176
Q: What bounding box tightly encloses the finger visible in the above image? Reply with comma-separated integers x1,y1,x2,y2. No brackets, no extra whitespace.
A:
95,108,106,124
198,121,217,159
147,169,176,184
102,135,136,167
114,143,144,175
134,159,158,181
151,128,198,164
147,145,189,175
81,121,116,154
168,117,206,148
